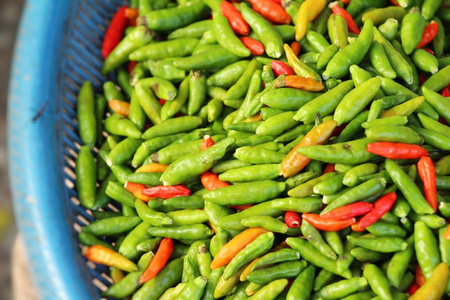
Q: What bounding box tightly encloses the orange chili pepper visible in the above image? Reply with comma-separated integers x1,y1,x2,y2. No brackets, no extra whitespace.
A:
302,214,356,231
290,41,301,56
124,182,153,202
341,0,351,5
281,120,337,177
141,238,173,283
124,8,139,20
201,172,230,190
142,185,191,199
417,156,437,212
83,245,138,272
247,0,291,24
109,100,130,117
210,227,269,269
201,135,215,151
240,37,265,55
443,224,450,240
415,264,426,286
273,75,325,91
220,1,250,35
136,163,169,173
351,222,366,232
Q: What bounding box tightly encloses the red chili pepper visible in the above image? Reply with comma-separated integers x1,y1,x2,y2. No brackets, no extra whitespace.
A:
102,6,128,59
367,142,429,159
357,192,397,228
239,37,265,55
417,156,437,212
419,73,426,85
290,41,301,56
341,0,351,5
220,1,250,35
389,0,400,6
407,283,420,296
323,164,335,174
201,135,215,151
424,48,435,55
417,21,439,48
270,60,295,77
159,99,166,105
201,172,230,190
441,85,450,97
127,61,138,73
302,214,355,231
229,204,254,210
439,116,449,126
321,202,373,220
141,185,191,198
271,0,281,4
351,222,366,232
124,182,153,202
141,238,173,283
329,2,360,34
285,211,301,228
247,0,291,24
415,264,426,286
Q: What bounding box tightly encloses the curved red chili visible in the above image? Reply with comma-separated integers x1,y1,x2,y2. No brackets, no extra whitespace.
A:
220,1,250,35
301,213,355,231
417,156,437,212
367,142,429,159
240,37,265,56
329,2,360,34
270,60,295,77
141,185,191,198
321,202,373,220
417,21,439,48
102,6,127,58
357,192,397,228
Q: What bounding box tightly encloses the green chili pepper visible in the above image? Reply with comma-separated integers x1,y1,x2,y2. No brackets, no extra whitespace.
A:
167,19,212,39
288,173,338,198
218,164,281,183
347,235,407,253
410,125,450,151
386,235,414,288
432,17,445,57
173,45,240,70
328,14,349,49
284,265,313,300
160,137,234,185
401,7,427,55
207,60,249,89
323,19,373,79
261,88,319,111
213,12,250,57
422,85,450,123
204,180,285,205
136,237,162,253
248,279,288,300
240,3,283,58
392,197,411,218
148,224,213,240
363,263,393,300
132,257,183,300
306,31,330,53
82,216,141,236
212,159,252,174
223,232,274,280
415,221,442,281
321,178,386,214
202,267,223,300
334,77,381,125
301,220,337,259
313,173,344,196
366,125,423,144
77,82,97,148
241,216,288,234
252,249,300,271
362,6,406,25
247,260,307,285
366,221,406,237
286,237,352,278
226,60,261,102
270,197,322,213
234,146,284,164
119,222,152,260
78,232,113,250
315,277,369,299
350,247,390,262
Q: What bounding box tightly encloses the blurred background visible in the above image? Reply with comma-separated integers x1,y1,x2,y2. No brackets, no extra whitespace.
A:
1,0,26,299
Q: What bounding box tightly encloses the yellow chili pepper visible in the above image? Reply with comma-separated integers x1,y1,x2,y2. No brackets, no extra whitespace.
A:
281,120,337,178
409,262,449,300
274,75,325,92
295,0,327,41
83,245,138,272
136,163,169,173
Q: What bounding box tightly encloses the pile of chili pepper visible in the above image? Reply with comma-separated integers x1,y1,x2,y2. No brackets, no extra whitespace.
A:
75,0,450,298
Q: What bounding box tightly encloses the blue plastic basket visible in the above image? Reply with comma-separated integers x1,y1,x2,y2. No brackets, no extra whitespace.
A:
7,1,126,299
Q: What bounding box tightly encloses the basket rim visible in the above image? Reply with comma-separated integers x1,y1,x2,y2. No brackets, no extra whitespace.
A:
7,1,100,299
